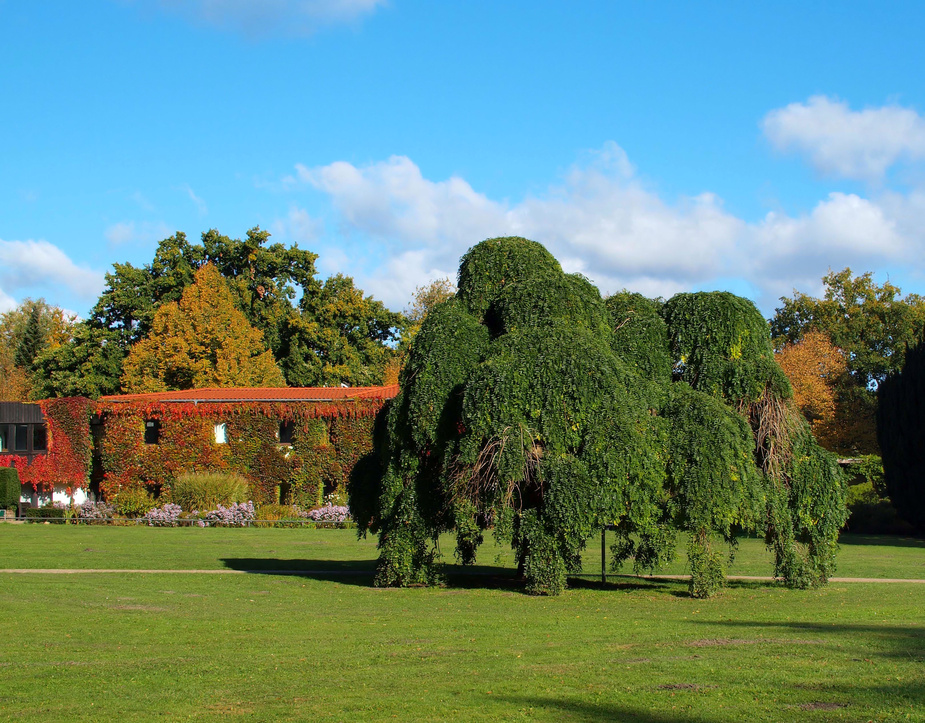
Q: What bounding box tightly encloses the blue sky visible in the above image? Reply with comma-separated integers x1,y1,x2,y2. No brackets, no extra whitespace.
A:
3,1,925,318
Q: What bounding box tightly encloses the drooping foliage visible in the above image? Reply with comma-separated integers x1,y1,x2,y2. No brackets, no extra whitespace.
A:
353,236,846,597
605,292,671,384
456,236,563,320
663,291,791,405
877,336,925,533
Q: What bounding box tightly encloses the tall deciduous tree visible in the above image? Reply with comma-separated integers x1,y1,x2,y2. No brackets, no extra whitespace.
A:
770,269,925,454
34,227,404,396
121,264,285,392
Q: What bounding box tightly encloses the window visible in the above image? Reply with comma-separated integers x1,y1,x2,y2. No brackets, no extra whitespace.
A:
14,425,28,452
214,423,227,444
33,424,47,451
278,421,294,445
144,420,161,445
0,427,7,452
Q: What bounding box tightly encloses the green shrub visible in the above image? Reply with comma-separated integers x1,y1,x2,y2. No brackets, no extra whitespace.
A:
25,506,65,521
0,467,21,510
254,504,304,528
847,499,916,535
111,489,155,517
167,471,250,511
847,481,879,508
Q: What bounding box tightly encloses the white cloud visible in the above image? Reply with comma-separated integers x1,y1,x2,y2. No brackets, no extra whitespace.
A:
745,192,907,307
0,287,16,314
127,0,385,37
285,140,925,314
272,206,322,246
763,95,925,181
104,220,172,247
0,239,106,304
289,145,748,309
179,184,208,215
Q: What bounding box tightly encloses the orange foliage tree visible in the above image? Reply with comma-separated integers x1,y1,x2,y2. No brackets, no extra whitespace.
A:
775,331,847,451
121,264,286,392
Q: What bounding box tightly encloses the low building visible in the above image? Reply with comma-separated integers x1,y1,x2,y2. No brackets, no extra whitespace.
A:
0,386,397,508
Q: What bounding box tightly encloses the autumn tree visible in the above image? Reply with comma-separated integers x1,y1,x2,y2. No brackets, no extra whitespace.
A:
771,269,925,454
121,264,285,392
776,331,847,451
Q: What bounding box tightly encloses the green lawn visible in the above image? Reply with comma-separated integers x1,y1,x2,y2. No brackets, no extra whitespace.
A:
1,527,924,721
3,525,924,580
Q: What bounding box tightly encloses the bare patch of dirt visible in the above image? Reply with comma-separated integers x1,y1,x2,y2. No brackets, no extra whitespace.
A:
799,702,848,711
688,638,755,647
206,702,254,716
687,637,824,647
657,684,715,691
111,604,168,612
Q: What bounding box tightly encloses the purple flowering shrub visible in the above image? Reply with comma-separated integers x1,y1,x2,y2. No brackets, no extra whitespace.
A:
303,504,351,525
143,503,183,527
78,501,116,521
203,501,256,527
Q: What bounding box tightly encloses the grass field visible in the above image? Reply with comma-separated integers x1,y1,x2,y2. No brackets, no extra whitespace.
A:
1,526,924,721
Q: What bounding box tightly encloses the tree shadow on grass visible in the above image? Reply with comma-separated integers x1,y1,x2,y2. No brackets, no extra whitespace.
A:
218,558,674,594
220,558,376,586
699,619,925,663
696,619,925,712
838,532,925,548
495,696,712,723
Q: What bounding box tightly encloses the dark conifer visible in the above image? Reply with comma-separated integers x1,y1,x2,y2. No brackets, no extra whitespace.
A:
877,337,925,532
14,304,44,369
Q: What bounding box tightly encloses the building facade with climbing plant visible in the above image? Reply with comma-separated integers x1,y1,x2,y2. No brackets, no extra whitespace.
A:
0,386,397,507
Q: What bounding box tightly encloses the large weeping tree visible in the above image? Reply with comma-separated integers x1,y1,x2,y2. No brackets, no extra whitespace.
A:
351,237,847,596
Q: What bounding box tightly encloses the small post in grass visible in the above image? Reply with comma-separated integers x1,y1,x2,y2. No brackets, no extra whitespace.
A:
601,526,606,586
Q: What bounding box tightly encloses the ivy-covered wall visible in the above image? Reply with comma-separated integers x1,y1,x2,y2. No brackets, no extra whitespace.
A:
94,399,385,505
0,396,385,507
0,398,93,497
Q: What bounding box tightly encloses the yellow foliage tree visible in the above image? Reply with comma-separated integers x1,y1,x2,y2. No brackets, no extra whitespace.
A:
121,264,286,393
775,331,847,451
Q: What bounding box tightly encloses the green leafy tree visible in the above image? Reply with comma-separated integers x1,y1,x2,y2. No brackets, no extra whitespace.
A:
14,305,45,368
32,325,125,399
283,274,404,387
351,237,846,597
121,264,285,392
400,278,456,346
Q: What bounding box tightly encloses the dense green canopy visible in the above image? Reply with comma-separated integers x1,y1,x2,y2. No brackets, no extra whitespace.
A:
34,228,403,396
351,237,847,596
